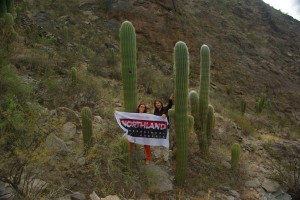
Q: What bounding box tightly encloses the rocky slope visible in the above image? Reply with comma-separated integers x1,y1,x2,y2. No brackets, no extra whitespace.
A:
1,0,300,199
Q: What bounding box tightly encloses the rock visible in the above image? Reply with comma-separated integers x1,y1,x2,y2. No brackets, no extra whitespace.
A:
229,190,240,199
144,164,173,193
94,116,103,123
62,122,77,140
71,192,86,200
19,178,48,194
245,178,260,188
221,160,231,169
45,133,69,154
0,182,14,200
262,178,280,193
136,193,151,200
100,195,120,200
89,191,100,200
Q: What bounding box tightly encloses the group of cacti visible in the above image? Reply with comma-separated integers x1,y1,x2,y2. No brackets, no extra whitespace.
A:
118,20,242,186
118,20,216,185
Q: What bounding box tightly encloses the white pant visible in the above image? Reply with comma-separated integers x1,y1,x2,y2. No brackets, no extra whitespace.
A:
153,146,169,161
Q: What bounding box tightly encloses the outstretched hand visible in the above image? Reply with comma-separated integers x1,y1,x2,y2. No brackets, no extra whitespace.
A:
169,93,174,100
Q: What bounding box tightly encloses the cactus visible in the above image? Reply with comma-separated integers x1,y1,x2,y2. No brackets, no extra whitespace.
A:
0,0,7,17
119,21,137,112
6,0,13,13
189,90,199,124
198,44,211,152
231,143,241,170
71,67,77,87
255,93,266,113
174,41,189,186
206,105,214,146
240,99,246,115
81,107,93,150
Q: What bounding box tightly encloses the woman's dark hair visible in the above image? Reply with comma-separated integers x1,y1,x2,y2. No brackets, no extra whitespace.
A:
136,102,148,113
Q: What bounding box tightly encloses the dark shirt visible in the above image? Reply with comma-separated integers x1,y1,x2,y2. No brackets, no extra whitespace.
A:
154,99,173,124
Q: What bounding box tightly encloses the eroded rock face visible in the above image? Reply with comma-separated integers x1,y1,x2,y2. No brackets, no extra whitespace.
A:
267,140,300,157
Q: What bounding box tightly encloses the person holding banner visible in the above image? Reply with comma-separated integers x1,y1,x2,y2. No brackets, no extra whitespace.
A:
130,102,152,165
153,93,174,163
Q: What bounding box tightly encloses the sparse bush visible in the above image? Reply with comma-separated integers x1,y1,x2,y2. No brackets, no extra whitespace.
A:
100,0,118,12
88,54,122,80
266,145,300,198
138,66,174,99
0,62,48,199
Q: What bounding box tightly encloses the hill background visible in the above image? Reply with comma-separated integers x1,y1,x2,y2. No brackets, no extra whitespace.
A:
0,0,299,199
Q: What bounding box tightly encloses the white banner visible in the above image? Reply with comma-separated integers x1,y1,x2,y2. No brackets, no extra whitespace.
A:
114,111,169,148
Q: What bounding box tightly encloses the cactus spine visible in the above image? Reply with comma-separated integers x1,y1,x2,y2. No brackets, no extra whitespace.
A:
174,41,189,186
0,0,7,17
231,143,241,170
119,21,137,112
198,44,211,152
81,107,93,150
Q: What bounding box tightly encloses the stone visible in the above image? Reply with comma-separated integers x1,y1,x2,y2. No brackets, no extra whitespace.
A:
100,195,120,200
261,178,280,193
245,178,260,188
45,133,69,154
71,192,86,200
144,164,173,193
62,122,77,140
89,191,100,200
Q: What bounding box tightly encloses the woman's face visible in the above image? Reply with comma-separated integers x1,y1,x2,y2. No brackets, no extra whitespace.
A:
138,104,146,113
155,101,162,109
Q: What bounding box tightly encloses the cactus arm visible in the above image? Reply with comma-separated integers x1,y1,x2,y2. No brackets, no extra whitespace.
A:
206,105,214,146
188,90,199,125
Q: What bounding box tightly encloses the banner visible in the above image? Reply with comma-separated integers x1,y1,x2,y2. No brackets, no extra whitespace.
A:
114,111,169,148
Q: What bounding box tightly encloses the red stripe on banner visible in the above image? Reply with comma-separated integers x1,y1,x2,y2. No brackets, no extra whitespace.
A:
120,119,167,130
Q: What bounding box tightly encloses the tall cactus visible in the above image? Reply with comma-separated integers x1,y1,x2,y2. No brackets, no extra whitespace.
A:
81,107,93,150
0,0,7,17
198,44,211,152
231,143,241,170
174,41,189,186
119,21,137,112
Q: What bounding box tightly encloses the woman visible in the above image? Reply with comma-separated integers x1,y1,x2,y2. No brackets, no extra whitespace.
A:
130,102,152,165
153,93,174,163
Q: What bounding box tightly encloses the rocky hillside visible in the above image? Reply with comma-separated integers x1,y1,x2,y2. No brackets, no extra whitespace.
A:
0,0,299,199
21,0,300,123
